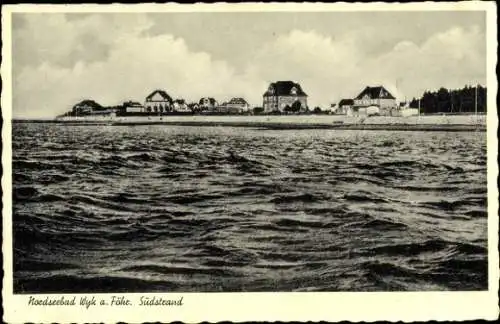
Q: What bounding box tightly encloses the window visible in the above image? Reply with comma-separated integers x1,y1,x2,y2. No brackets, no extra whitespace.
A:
290,87,297,95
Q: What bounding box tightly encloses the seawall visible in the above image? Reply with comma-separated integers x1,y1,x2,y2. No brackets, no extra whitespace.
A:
18,114,487,131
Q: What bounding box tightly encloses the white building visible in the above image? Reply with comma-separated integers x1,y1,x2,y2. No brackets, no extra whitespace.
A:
358,105,380,116
123,101,144,113
144,90,173,113
220,97,250,113
353,86,396,116
173,99,190,112
336,99,354,115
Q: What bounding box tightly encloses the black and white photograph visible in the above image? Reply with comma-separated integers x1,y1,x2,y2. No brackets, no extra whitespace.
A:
2,2,498,322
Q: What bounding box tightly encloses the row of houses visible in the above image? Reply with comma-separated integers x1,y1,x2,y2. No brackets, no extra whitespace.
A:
260,82,414,116
71,81,307,116
72,91,252,116
71,81,415,117
129,90,251,114
260,82,416,116
133,82,308,115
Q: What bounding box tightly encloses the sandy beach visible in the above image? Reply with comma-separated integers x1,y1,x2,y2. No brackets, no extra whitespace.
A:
44,114,487,131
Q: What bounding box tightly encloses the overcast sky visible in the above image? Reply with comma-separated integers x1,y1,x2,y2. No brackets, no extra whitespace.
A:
12,11,486,118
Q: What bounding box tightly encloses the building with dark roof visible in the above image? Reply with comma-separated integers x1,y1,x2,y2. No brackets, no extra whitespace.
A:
227,97,249,106
353,86,396,115
71,99,117,116
144,90,174,113
188,102,200,112
262,81,308,113
173,99,190,112
123,100,144,113
338,99,354,106
221,97,250,113
199,97,218,111
336,99,355,115
72,99,103,115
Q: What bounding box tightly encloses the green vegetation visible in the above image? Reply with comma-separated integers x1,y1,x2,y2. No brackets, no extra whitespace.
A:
409,85,486,114
252,107,264,115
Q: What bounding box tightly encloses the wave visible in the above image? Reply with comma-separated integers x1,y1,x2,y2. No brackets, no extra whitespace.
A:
36,174,70,185
364,261,416,278
274,218,325,228
363,219,409,230
343,192,389,204
166,193,226,204
233,185,282,196
67,194,138,212
336,174,386,186
437,258,487,274
202,259,253,268
121,264,241,277
377,160,458,171
270,193,323,204
251,223,310,233
13,186,39,200
464,209,488,218
420,199,479,211
341,217,409,231
13,160,57,170
127,152,160,162
15,259,80,272
14,275,180,294
363,239,452,257
14,222,106,247
108,192,151,204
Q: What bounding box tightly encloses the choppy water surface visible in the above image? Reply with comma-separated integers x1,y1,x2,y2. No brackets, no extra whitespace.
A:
12,123,488,293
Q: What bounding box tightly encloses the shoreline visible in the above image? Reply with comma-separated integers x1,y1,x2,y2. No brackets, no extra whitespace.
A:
116,121,486,132
14,115,487,132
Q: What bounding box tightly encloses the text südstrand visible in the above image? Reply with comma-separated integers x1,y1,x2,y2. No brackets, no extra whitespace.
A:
28,295,184,308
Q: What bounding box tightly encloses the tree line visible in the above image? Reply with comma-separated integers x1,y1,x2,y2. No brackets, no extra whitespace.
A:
409,85,486,114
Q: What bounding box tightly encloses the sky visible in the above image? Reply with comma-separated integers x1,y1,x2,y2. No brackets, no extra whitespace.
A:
11,11,487,118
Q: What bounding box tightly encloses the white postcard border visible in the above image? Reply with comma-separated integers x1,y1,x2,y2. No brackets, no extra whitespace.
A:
2,2,498,323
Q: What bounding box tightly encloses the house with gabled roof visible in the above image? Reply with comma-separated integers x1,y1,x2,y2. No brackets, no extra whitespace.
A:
172,99,190,112
199,97,218,111
263,81,308,113
123,100,144,113
188,102,200,112
221,97,250,113
72,99,102,115
336,99,354,115
353,86,396,115
144,89,173,113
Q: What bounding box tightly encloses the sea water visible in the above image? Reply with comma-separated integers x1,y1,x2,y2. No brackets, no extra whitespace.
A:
12,123,488,292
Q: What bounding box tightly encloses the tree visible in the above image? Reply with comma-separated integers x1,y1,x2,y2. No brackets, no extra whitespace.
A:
409,97,419,109
291,101,302,113
253,107,264,115
313,106,322,114
436,88,450,113
407,85,486,114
